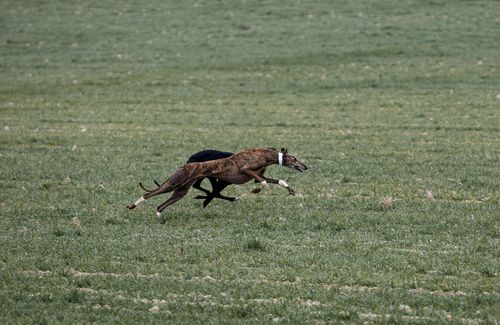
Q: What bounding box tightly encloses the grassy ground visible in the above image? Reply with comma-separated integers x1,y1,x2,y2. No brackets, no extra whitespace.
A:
1,0,499,323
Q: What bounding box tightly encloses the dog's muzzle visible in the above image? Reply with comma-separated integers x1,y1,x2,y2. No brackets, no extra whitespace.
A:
296,164,308,172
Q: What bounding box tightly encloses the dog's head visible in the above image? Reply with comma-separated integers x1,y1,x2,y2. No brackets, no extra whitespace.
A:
280,148,308,172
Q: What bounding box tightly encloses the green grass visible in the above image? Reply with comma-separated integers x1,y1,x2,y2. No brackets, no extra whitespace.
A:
1,0,499,323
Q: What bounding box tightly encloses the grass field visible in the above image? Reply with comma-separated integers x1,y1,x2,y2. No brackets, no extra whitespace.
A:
1,0,499,323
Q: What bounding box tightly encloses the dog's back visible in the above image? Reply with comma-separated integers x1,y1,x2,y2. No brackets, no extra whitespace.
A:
182,148,275,184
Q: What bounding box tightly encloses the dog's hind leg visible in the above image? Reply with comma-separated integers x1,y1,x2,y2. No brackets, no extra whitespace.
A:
193,177,219,200
128,196,147,209
192,178,211,198
127,168,189,210
156,183,193,217
202,180,237,208
127,181,176,210
214,182,238,201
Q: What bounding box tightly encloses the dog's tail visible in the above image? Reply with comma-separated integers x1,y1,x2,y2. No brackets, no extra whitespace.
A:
139,182,155,192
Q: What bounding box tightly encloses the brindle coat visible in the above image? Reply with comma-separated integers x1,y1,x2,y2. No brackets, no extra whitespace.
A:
127,147,307,216
144,150,237,208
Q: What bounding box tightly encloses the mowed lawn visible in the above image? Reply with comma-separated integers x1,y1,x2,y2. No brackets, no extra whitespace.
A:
1,0,499,323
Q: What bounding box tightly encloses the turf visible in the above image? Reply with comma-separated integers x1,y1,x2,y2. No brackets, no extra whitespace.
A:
1,0,499,323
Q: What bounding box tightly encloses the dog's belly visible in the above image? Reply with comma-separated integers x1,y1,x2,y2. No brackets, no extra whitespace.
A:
216,173,253,185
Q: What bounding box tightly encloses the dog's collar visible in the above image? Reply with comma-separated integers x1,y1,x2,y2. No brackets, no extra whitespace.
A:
278,152,284,166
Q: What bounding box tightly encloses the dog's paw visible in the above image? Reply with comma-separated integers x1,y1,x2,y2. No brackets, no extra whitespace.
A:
127,204,136,210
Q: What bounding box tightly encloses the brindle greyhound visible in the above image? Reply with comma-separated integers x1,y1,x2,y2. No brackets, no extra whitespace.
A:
127,147,307,217
187,150,237,206
143,150,236,208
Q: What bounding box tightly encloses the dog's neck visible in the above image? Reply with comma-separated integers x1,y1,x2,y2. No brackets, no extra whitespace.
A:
266,148,284,166
255,148,285,167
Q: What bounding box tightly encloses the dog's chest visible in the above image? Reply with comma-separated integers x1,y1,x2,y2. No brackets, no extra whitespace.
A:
217,173,253,184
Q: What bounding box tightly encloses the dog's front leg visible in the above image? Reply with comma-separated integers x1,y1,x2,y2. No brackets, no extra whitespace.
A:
261,176,296,196
278,179,296,196
241,167,267,187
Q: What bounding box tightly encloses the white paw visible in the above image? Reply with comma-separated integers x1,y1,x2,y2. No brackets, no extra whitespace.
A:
156,211,161,217
261,180,268,187
134,196,145,206
278,179,289,187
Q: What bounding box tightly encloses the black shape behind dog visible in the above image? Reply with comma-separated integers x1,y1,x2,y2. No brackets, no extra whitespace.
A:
149,149,238,208
150,150,236,208
187,150,237,207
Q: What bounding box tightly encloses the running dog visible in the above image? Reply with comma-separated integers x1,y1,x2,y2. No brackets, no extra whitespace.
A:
128,147,307,216
141,150,236,208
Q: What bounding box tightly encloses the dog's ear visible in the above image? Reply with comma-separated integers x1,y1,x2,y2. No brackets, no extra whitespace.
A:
281,147,288,154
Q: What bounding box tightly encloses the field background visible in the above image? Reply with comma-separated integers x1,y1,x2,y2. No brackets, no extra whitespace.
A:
1,0,499,323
